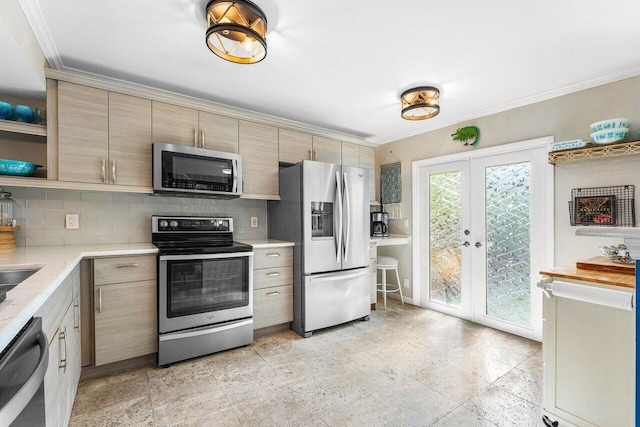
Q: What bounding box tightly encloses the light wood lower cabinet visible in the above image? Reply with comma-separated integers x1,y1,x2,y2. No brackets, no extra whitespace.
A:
37,265,81,427
252,247,294,330
93,256,157,366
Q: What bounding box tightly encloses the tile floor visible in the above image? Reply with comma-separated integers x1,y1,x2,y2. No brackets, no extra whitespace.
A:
69,299,543,426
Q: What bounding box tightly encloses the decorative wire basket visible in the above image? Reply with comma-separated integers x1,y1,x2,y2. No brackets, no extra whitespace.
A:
569,185,635,226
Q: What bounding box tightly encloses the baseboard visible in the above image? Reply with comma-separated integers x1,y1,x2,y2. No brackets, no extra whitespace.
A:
80,353,156,382
383,293,415,305
254,323,291,339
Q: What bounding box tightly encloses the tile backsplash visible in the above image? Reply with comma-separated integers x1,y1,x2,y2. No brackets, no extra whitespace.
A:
5,187,267,247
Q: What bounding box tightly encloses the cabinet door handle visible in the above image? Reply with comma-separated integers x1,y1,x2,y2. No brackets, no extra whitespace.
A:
266,253,281,258
313,150,317,160
201,130,205,149
59,327,68,372
114,263,139,268
266,272,280,277
266,291,280,297
74,302,79,330
308,149,312,160
194,129,198,147
101,159,106,183
112,160,117,184
97,286,102,313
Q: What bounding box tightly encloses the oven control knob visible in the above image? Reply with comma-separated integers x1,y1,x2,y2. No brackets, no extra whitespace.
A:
159,220,168,229
170,220,178,228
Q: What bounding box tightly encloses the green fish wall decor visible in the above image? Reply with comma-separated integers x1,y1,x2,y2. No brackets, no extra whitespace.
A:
452,126,480,146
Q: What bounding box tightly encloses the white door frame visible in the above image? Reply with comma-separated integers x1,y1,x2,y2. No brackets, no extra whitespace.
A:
412,136,555,339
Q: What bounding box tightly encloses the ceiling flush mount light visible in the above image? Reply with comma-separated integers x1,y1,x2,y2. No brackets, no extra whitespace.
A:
400,86,440,120
205,0,267,64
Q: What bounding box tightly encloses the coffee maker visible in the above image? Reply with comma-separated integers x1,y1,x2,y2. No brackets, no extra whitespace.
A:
371,212,389,237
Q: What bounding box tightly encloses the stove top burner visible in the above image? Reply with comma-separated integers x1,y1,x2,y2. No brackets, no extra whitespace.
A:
151,215,252,255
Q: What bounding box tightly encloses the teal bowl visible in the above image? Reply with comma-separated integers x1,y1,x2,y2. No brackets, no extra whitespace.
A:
14,105,35,123
0,102,14,120
0,159,42,176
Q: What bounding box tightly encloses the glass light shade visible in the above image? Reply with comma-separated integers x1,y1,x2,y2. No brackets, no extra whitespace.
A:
401,86,440,120
206,0,267,64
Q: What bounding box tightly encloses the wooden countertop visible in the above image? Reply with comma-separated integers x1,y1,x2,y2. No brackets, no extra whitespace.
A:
540,261,635,289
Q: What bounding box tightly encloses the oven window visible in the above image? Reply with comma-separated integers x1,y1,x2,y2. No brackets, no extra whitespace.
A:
162,151,234,186
166,256,249,318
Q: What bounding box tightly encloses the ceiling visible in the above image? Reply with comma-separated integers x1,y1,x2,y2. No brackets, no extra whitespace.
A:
4,0,640,144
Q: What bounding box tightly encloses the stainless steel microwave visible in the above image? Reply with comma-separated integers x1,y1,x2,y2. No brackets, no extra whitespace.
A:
153,142,242,198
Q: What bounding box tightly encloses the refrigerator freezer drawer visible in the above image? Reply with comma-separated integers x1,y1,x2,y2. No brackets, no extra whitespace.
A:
304,268,370,332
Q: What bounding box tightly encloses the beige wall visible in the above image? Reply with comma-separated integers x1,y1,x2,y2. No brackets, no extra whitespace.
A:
375,75,640,301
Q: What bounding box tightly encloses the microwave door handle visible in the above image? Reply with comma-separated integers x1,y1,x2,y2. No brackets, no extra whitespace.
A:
232,159,238,193
343,172,350,262
335,171,343,264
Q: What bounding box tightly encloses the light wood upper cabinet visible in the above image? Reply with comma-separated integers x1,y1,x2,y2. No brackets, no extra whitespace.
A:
58,82,109,184
109,93,152,187
312,136,341,164
279,129,312,164
239,121,279,199
198,111,239,153
341,142,360,167
152,101,198,146
359,146,376,201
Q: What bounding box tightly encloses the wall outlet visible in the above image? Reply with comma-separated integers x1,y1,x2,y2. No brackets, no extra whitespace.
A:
403,277,410,289
65,213,80,230
403,219,409,228
250,217,258,228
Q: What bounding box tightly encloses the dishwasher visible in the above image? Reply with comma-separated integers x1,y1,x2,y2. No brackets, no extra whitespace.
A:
0,317,48,426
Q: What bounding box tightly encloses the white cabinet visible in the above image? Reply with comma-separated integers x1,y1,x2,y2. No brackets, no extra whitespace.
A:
542,279,634,426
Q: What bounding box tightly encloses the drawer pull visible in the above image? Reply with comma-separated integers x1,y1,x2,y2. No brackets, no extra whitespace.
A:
266,272,280,277
74,302,80,330
266,291,281,297
266,253,281,258
114,263,139,268
59,327,68,372
97,287,102,313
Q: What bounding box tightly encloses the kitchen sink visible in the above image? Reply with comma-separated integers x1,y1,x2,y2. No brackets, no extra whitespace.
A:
0,268,40,303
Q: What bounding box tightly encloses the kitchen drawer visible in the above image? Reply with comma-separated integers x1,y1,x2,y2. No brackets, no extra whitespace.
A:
36,272,73,345
94,255,156,285
254,266,293,290
253,284,293,330
253,247,293,270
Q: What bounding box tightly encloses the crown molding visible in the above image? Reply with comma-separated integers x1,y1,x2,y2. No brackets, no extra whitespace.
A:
18,0,62,70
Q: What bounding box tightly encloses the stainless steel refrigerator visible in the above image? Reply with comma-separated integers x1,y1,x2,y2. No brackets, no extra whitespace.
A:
268,160,371,337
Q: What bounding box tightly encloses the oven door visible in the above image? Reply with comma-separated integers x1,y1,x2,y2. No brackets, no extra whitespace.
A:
158,252,253,334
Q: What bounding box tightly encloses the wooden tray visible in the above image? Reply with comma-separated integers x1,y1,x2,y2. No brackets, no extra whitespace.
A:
576,256,635,276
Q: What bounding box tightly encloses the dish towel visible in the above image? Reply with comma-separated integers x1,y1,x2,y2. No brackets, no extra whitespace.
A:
380,162,402,219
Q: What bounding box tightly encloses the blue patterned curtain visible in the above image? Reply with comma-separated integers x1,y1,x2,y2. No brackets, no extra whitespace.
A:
380,162,402,219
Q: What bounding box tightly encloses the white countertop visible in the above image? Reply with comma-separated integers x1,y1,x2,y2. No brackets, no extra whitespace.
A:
236,239,294,249
371,234,412,246
0,244,157,352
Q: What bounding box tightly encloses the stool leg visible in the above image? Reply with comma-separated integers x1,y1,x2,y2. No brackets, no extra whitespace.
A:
382,268,387,309
395,267,404,305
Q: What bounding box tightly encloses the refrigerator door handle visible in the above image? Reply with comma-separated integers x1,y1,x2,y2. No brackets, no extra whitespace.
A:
343,172,350,262
335,171,343,264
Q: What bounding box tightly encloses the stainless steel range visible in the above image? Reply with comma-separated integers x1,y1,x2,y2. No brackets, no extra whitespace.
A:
152,216,254,366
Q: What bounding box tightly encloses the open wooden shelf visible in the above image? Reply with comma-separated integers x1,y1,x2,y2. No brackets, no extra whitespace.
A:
0,120,46,137
548,140,640,165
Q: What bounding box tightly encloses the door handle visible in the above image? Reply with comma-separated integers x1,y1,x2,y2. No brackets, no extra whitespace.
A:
475,242,483,248
193,129,198,147
97,286,102,313
101,159,106,183
112,160,116,184
201,130,205,149
335,171,343,263
343,172,350,262
308,149,312,160
314,150,317,161
58,327,67,372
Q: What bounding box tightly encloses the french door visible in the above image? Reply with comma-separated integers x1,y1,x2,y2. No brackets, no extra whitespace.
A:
414,138,552,341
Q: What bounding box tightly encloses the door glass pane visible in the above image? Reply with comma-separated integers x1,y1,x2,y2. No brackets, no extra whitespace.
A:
166,257,249,317
485,162,531,326
429,171,462,306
